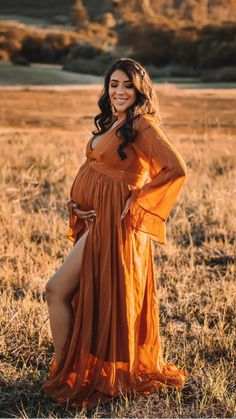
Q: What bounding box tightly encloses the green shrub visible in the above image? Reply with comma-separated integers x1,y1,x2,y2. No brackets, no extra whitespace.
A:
201,66,236,82
63,53,111,75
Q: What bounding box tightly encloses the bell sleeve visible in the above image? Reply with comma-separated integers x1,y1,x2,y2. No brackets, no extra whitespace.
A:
128,120,187,245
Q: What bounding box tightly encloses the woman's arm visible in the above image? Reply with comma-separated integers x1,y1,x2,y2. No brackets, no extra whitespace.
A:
128,119,187,244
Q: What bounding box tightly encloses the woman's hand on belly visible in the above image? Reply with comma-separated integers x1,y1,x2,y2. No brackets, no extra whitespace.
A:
72,203,96,228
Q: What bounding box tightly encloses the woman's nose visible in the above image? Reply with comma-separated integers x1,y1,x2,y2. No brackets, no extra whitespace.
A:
115,86,125,95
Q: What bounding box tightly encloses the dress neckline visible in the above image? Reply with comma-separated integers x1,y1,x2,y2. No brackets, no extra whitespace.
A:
90,117,126,152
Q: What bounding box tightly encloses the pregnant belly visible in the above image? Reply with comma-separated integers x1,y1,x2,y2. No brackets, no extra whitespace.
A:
70,163,97,211
70,160,131,222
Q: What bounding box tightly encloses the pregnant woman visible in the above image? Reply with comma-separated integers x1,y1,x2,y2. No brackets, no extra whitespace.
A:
41,57,188,409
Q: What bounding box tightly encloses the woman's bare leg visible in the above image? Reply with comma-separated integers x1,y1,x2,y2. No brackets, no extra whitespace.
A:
45,229,89,365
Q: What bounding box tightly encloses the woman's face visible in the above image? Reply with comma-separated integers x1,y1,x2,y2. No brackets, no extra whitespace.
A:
108,69,137,118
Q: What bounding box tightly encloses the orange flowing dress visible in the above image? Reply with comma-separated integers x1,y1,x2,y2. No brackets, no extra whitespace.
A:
41,114,188,409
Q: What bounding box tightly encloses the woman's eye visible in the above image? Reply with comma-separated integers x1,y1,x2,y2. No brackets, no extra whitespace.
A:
110,84,133,88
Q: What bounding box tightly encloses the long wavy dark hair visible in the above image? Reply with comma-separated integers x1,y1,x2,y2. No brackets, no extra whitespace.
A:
92,57,160,160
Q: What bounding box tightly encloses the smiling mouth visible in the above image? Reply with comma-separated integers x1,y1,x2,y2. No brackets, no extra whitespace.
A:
114,98,128,105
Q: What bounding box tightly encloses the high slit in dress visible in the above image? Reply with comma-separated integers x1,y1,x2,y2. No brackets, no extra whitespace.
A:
41,114,188,409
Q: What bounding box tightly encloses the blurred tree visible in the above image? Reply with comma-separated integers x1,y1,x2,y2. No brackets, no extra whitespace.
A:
171,37,198,67
71,0,89,28
119,23,174,66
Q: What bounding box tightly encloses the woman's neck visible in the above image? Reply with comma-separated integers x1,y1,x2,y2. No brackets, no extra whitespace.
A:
116,113,126,123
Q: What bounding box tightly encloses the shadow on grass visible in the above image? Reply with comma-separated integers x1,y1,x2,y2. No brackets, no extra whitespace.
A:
0,372,127,418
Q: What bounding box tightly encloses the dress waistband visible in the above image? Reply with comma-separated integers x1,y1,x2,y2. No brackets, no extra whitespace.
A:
88,160,146,188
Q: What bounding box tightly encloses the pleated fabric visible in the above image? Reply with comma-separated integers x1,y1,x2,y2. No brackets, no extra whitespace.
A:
41,115,188,409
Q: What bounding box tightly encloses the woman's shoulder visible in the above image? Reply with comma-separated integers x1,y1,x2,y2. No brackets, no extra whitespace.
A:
133,114,158,132
132,114,172,150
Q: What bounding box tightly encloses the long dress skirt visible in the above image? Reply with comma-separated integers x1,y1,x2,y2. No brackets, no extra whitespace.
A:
41,115,188,409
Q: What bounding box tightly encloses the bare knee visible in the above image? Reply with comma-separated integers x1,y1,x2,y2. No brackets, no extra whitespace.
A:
45,273,74,305
45,275,60,304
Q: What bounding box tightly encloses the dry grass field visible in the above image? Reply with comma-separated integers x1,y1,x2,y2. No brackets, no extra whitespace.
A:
0,85,235,418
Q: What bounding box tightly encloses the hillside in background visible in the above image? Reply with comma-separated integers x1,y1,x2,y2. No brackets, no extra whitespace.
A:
0,0,74,25
1,0,236,27
0,0,236,26
85,0,236,27
0,0,236,81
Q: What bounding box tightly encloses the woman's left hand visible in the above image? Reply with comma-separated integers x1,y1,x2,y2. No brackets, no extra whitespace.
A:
121,196,132,220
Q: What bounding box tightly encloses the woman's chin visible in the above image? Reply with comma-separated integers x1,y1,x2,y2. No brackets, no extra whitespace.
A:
114,105,130,114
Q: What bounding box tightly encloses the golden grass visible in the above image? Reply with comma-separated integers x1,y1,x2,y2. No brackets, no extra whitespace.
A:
0,86,235,418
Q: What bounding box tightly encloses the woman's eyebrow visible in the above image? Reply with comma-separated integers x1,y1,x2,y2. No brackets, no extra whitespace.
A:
110,79,131,83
